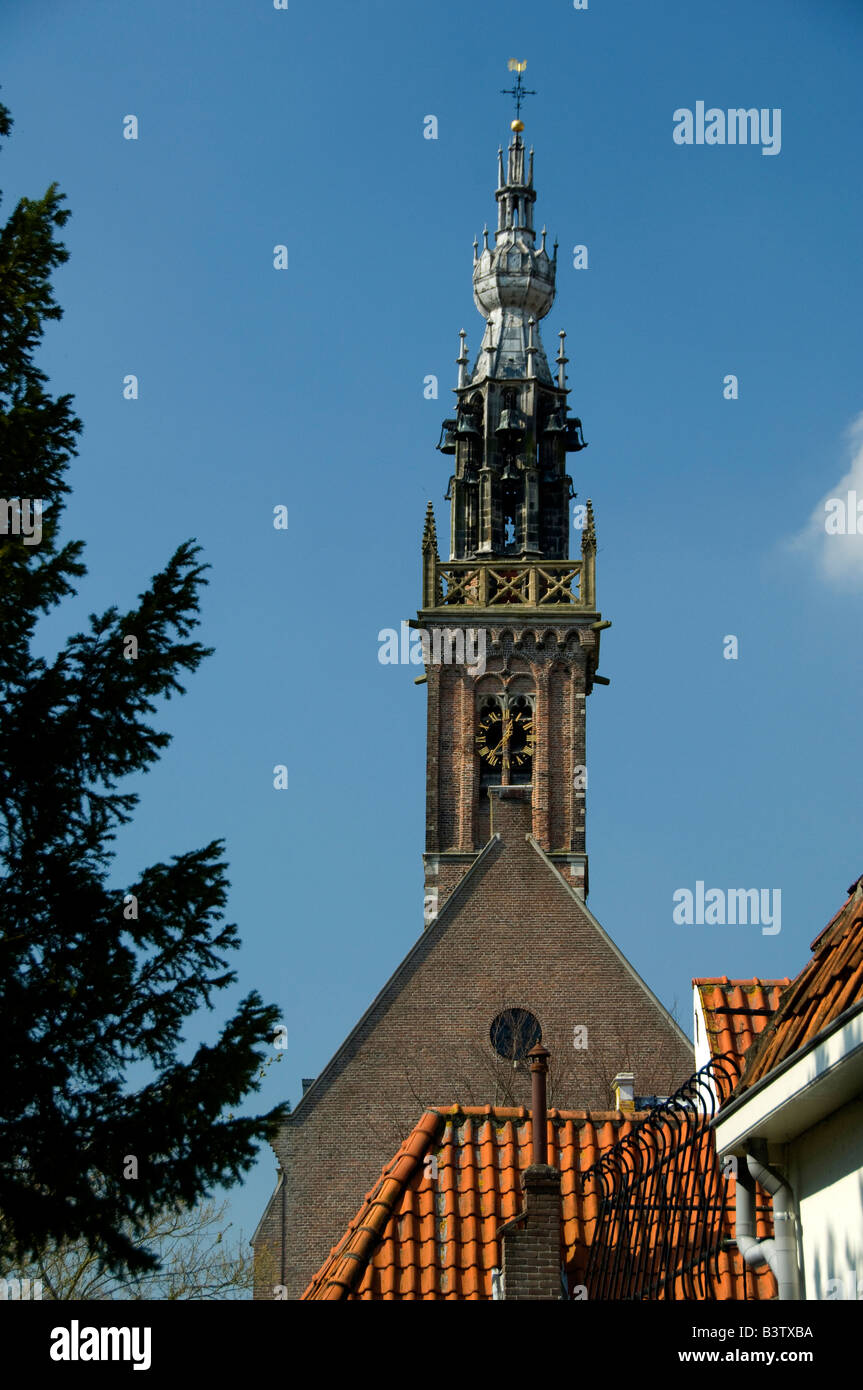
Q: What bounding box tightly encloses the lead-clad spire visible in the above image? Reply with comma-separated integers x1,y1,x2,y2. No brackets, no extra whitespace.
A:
433,112,588,564
471,128,557,384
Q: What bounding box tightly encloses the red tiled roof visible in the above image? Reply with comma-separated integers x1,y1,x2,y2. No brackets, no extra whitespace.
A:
736,881,863,1093
302,1104,776,1300
695,977,790,1079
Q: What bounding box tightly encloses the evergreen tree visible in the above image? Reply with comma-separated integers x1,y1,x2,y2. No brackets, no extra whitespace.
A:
0,99,288,1276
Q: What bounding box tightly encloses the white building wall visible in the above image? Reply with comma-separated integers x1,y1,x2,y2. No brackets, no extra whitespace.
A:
791,1096,863,1300
692,990,712,1076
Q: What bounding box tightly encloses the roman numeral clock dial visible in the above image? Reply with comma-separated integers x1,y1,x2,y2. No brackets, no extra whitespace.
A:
476,707,534,781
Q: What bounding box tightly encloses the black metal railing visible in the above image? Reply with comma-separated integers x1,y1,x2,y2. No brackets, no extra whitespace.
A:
579,1054,742,1300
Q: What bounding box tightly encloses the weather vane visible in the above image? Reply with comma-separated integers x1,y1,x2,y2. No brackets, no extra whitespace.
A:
501,59,536,129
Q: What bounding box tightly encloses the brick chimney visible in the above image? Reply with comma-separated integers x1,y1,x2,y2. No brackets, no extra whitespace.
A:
498,1043,564,1300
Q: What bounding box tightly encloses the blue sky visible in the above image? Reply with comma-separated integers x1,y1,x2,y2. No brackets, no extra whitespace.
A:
2,0,862,1270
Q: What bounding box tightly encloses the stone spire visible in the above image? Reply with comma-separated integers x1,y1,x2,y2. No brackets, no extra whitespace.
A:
470,130,557,385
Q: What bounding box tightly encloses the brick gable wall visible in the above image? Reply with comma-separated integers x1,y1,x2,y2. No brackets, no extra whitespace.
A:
253,792,693,1299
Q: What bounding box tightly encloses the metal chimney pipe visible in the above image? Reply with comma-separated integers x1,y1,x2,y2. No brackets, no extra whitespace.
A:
528,1043,551,1166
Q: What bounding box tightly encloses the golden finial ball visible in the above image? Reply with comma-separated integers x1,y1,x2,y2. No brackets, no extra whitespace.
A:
511,119,525,132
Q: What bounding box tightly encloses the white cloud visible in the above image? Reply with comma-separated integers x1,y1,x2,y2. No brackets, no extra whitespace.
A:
787,411,863,588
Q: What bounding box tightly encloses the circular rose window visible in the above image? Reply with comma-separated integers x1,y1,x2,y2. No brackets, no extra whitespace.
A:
489,1008,542,1060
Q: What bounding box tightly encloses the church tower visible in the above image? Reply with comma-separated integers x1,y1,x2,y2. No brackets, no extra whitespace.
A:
420,122,603,924
253,113,694,1302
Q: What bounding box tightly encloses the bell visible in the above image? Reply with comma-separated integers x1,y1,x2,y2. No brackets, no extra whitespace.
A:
456,410,480,436
543,409,565,434
565,417,588,452
437,419,457,454
496,408,524,440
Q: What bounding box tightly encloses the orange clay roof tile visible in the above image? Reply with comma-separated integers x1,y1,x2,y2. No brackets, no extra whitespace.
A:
695,976,790,1079
736,882,863,1093
301,1104,775,1301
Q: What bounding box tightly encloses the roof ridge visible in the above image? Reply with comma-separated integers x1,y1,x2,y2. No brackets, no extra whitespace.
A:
429,1103,648,1122
694,975,791,988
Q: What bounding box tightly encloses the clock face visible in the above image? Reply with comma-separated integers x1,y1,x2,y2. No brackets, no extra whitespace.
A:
508,709,534,766
475,706,534,767
476,707,507,766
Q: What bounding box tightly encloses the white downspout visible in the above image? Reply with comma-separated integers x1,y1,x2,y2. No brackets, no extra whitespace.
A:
733,1148,801,1300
